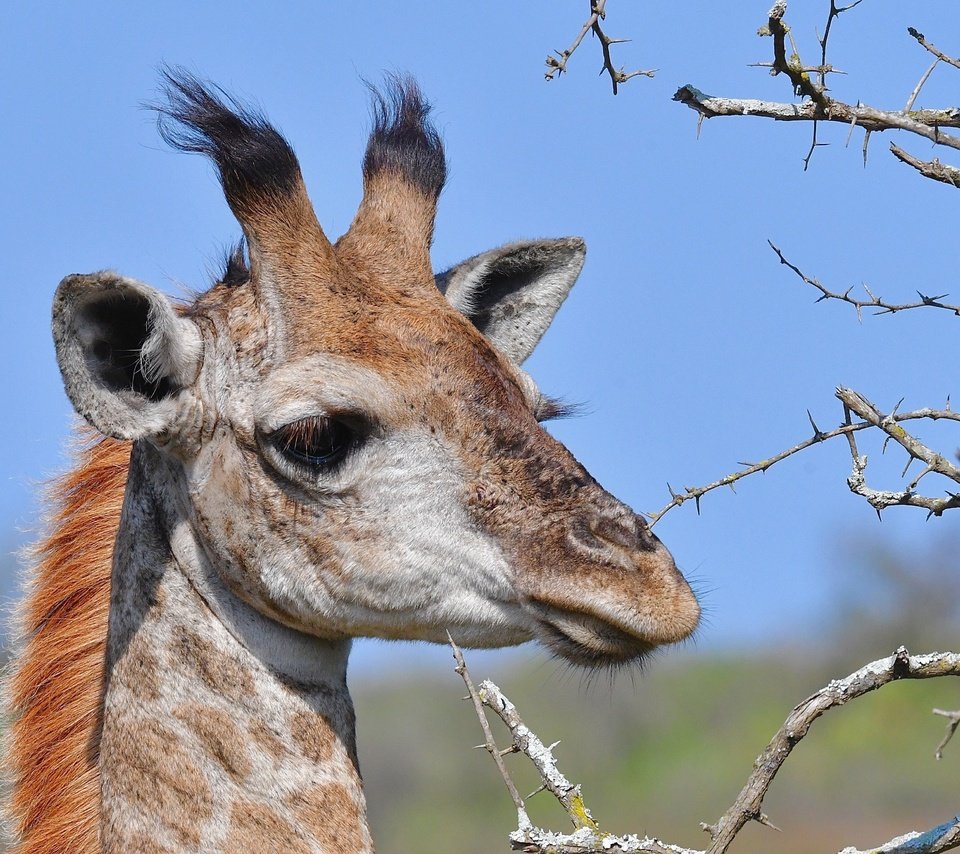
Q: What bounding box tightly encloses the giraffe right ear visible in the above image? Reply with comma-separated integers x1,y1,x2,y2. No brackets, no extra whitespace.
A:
52,272,203,440
436,238,586,365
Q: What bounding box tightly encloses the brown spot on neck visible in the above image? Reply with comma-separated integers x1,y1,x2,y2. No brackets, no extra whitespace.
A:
172,704,253,782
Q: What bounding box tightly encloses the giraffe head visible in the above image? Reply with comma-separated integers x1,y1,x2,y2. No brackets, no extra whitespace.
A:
52,72,699,668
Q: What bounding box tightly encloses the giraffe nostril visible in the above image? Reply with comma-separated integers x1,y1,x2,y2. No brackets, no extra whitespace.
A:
567,509,660,560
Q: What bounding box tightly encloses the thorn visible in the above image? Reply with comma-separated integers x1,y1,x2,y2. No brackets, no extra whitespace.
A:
756,812,783,833
473,743,489,751
547,740,561,752
875,507,883,522
891,397,905,417
695,494,702,515
525,784,548,800
807,410,825,440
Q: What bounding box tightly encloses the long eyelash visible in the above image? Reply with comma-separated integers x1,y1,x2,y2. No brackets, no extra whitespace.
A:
539,397,585,422
274,416,327,452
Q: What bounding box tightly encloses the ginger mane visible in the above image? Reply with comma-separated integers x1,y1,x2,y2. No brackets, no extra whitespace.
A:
5,433,130,853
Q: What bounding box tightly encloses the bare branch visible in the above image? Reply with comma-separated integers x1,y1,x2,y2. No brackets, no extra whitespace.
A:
453,648,697,853
456,645,960,854
909,27,960,71
933,708,960,760
838,816,960,854
647,418,861,525
673,86,960,151
449,635,530,832
706,648,960,854
769,241,960,316
674,3,960,181
906,59,940,112
890,142,960,188
545,0,654,94
818,0,864,90
647,394,960,524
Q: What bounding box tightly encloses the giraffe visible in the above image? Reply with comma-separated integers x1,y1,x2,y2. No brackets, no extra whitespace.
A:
6,71,700,853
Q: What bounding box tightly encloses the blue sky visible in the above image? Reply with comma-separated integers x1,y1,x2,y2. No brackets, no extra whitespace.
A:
3,2,958,675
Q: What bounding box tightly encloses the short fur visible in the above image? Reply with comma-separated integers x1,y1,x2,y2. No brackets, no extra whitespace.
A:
6,433,129,853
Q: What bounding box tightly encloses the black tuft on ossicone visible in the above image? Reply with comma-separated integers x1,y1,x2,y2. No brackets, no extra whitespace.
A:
220,240,250,287
363,76,446,201
153,66,301,217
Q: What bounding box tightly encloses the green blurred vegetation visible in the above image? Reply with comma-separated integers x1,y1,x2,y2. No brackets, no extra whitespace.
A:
356,536,959,853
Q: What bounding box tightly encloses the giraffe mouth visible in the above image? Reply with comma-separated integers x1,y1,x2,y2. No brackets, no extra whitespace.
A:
531,604,656,668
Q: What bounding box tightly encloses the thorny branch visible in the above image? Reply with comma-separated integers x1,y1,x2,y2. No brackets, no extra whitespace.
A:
647,246,960,525
454,644,960,854
838,388,960,518
673,2,960,182
647,397,960,524
545,0,654,95
769,241,960,318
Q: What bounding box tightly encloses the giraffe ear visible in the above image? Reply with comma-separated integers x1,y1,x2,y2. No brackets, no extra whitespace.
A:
436,238,586,365
52,272,202,440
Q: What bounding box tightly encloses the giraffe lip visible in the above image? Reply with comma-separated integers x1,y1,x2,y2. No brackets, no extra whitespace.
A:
530,604,655,667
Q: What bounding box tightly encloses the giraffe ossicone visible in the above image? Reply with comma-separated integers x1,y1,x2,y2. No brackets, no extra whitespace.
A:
8,70,699,852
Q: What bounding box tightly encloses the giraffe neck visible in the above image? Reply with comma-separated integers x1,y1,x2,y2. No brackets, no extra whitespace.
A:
100,443,374,853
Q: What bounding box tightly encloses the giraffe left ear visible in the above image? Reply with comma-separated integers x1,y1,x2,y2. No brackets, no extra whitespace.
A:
436,237,586,365
52,272,203,440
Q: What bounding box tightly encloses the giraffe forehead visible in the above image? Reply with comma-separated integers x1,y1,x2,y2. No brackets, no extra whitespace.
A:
239,293,532,424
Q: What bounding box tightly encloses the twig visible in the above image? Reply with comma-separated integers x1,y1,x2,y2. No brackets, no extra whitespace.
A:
933,708,960,760
818,1,864,90
545,0,654,94
909,27,960,71
769,240,960,316
890,143,960,188
905,60,940,112
647,418,857,524
449,635,530,833
704,648,960,854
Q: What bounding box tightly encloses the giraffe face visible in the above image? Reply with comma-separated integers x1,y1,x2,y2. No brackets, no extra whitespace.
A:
51,75,699,668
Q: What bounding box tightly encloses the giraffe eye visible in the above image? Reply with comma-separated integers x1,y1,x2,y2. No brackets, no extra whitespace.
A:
270,416,353,468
